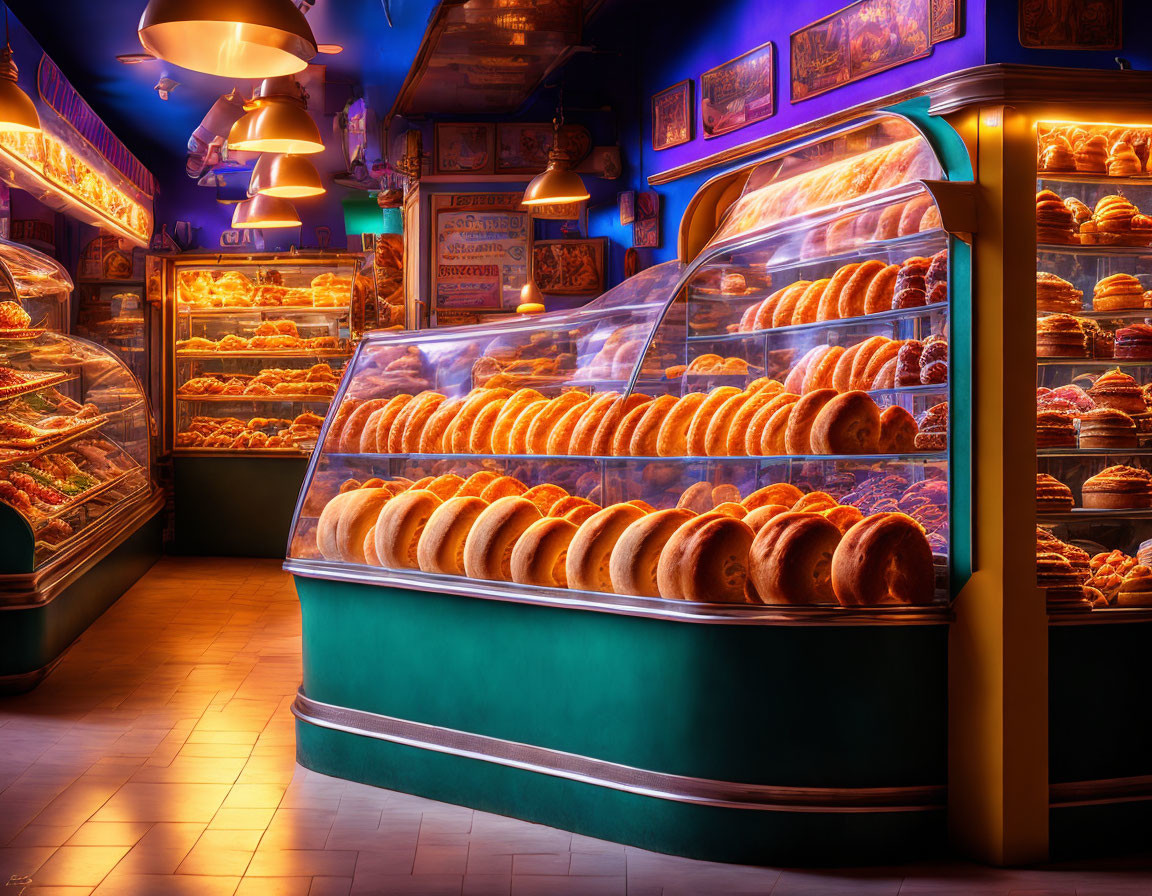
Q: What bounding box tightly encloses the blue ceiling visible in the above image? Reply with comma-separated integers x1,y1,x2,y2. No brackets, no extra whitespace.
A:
5,0,440,174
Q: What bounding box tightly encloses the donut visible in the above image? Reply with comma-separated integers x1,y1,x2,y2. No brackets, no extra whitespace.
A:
527,392,590,454
744,504,790,532
522,483,569,514
480,475,528,502
549,495,598,517
509,400,551,454
747,511,841,604
358,406,388,453
490,389,546,454
375,489,444,569
456,470,499,497
609,508,695,597
745,393,799,455
762,401,797,455
784,389,837,454
791,278,832,325
656,393,707,456
857,341,901,389
677,480,715,513
463,496,543,581
335,487,391,562
871,357,898,390
566,503,648,592
510,516,579,588
626,395,678,456
783,345,826,394
810,391,881,454
822,504,864,533
568,392,622,455
792,491,837,512
754,282,805,330
676,515,755,602
817,263,861,321
424,473,465,500
400,392,448,453
802,346,845,393
878,405,918,453
831,512,934,606
743,482,803,510
316,492,360,560
771,280,812,328
418,397,464,453
685,387,742,456
863,264,900,314
837,260,886,318
591,394,651,456
848,337,892,391
339,398,387,453
468,399,506,454
450,388,512,453
417,495,489,575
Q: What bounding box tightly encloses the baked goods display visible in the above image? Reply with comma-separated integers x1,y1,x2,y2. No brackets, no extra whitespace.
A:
1037,189,1152,247
178,363,343,400
176,319,344,354
176,269,352,309
1038,124,1152,177
174,411,324,451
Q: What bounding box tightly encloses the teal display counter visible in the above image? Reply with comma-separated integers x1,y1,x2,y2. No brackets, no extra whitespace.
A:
174,455,308,556
291,571,949,865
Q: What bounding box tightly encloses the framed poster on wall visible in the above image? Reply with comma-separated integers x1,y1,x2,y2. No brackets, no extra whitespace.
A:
533,239,606,295
433,123,494,175
701,43,775,138
1019,0,1120,49
652,80,694,151
431,193,530,325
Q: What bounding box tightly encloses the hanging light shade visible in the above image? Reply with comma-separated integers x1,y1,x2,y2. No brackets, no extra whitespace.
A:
231,194,300,228
228,82,323,155
0,46,39,133
138,0,317,78
248,153,324,198
522,109,588,206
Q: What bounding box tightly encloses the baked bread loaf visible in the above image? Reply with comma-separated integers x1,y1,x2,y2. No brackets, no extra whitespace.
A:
463,496,543,580
745,393,799,455
878,405,918,453
703,390,754,456
685,387,741,456
1036,189,1078,245
490,389,545,454
527,392,588,454
657,393,707,456
783,345,827,393
1036,272,1083,314
1082,464,1152,509
831,512,934,606
625,394,678,456
480,475,528,502
1089,368,1146,413
771,280,811,328
676,480,715,513
316,491,361,560
566,503,648,592
417,495,489,575
1108,141,1142,177
743,482,803,510
822,504,863,534
838,260,886,318
1078,407,1137,449
467,398,507,454
567,392,621,455
450,388,511,453
793,491,837,513
375,489,444,569
339,398,387,453
358,406,388,453
401,392,448,453
591,394,651,456
747,511,840,604
507,400,550,454
609,508,694,597
744,504,790,532
423,473,465,500
675,514,755,603
456,470,499,497
810,390,881,454
521,483,569,514
818,263,860,321
784,389,837,454
1093,273,1144,311
418,397,464,453
864,264,900,314
510,516,579,588
792,278,832,325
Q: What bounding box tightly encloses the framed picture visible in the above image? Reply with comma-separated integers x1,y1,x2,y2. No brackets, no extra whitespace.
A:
791,0,931,102
930,0,962,43
652,80,693,151
533,239,606,295
618,190,635,226
633,191,660,249
701,43,775,139
1019,0,1120,49
434,123,494,175
432,193,530,317
495,123,594,173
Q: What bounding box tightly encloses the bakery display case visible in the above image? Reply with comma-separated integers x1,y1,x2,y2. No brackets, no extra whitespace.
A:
286,108,970,863
163,253,359,555
0,238,72,333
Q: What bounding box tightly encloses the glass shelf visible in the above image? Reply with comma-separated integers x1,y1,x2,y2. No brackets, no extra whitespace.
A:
1038,243,1152,257
686,303,947,344
1038,173,1152,187
1038,447,1152,457
1038,508,1152,522
176,349,352,361
323,451,949,464
1037,357,1152,367
176,305,353,317
176,394,334,404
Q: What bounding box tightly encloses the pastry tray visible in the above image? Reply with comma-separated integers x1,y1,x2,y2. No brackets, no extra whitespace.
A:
176,392,335,403
33,467,145,520
175,348,351,360
0,416,108,458
0,327,46,340
0,371,70,401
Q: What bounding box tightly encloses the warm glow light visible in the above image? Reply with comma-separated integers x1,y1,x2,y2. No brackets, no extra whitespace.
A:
229,100,323,154
521,165,589,206
231,194,301,228
138,0,317,78
248,153,325,198
0,48,39,133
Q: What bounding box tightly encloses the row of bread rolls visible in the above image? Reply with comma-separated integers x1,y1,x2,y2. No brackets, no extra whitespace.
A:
783,334,947,394
325,380,925,458
734,251,947,332
315,472,935,606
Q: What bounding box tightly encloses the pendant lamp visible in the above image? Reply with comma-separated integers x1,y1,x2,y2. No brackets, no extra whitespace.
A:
0,6,39,133
138,0,316,78
231,194,300,229
248,153,324,198
228,78,323,154
522,91,588,206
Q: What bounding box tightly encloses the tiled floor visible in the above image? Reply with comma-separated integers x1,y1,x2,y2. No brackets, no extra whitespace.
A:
0,558,1149,896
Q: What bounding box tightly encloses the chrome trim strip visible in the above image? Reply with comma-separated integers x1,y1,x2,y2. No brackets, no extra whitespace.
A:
285,559,951,627
1049,607,1152,626
292,690,944,813
1051,775,1152,808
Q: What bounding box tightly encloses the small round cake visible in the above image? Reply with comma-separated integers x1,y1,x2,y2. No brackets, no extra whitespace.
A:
1036,473,1074,512
1035,410,1076,448
1088,368,1146,413
1078,407,1138,449
1036,313,1087,358
1036,272,1083,314
1082,464,1152,509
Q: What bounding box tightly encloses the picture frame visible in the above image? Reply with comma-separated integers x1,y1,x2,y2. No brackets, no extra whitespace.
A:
533,238,606,295
701,43,775,139
930,0,962,43
633,191,660,249
651,80,694,151
1018,0,1120,49
618,190,635,226
434,123,494,176
495,123,594,174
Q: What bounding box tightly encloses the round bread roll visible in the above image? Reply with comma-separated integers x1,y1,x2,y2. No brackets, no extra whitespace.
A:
614,398,658,455
566,503,649,592
508,400,550,454
401,392,448,453
463,496,543,581
417,495,489,576
339,398,387,453
752,282,800,330
678,515,755,602
468,399,506,454
817,263,861,321
726,389,779,455
748,511,842,605
591,394,651,456
685,387,742,456
545,398,593,455
358,406,388,453
363,525,381,566
782,345,826,394
793,491,837,512
677,480,715,513
490,389,545,454
831,512,934,606
526,392,589,454
480,475,528,502
863,264,900,314
625,394,677,456
878,405,918,453
762,402,797,455
745,393,799,455
449,388,512,453
549,495,597,517
831,342,866,393
411,476,434,490
743,482,803,510
703,390,753,456
456,470,499,497
335,487,393,563
569,392,622,455
387,392,433,453
856,341,901,390
871,357,899,390
771,280,811,328
802,346,845,394
510,516,579,587
316,491,362,560
847,337,891,391
744,504,790,532
375,489,444,569
656,393,706,456
822,504,864,533
323,398,359,451
784,389,837,454
367,395,413,452
609,508,695,597
791,278,832,325
712,501,747,518
810,390,881,454
424,473,465,500
837,259,886,318
522,483,569,514
418,397,464,453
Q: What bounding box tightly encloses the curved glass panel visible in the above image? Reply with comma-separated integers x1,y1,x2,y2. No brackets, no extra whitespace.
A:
0,238,73,332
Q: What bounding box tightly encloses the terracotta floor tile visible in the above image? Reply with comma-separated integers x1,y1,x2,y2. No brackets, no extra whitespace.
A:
92,872,240,896
30,846,131,887
90,783,230,823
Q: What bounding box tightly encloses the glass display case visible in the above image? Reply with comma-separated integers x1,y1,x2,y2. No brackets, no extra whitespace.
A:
288,113,953,612
0,238,71,333
169,254,360,457
76,282,147,389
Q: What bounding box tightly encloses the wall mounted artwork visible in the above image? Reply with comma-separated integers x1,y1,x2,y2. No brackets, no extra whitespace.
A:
1019,0,1120,50
701,43,775,139
652,81,694,151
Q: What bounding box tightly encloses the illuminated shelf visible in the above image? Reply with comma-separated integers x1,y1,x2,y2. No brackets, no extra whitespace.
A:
687,303,946,344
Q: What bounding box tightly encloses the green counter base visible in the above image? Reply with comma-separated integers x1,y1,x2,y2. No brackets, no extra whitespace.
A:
0,506,162,693
293,574,949,865
173,455,307,556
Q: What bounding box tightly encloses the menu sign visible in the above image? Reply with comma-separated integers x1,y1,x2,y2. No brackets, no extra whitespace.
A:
433,193,530,319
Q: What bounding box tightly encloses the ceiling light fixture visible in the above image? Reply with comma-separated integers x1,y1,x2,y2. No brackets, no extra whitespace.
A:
248,152,325,198
316,44,343,55
231,193,301,228
228,77,323,154
522,88,588,207
0,5,39,133
137,0,317,78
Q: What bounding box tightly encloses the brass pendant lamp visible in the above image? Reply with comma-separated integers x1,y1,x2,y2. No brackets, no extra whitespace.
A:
0,5,39,133
231,193,301,228
522,90,588,206
138,0,317,78
248,152,324,198
228,77,323,155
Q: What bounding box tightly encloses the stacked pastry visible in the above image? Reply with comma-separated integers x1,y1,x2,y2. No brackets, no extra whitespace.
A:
176,320,343,354
1036,273,1083,313
1036,527,1093,608
1036,190,1152,246
0,301,31,329
179,363,343,399
1038,124,1150,176
315,472,937,607
175,411,323,450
